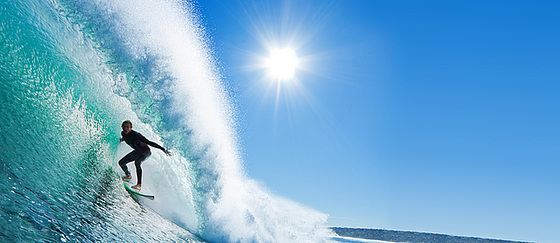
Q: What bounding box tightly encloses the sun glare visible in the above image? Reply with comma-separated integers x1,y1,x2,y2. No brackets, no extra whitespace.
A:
266,48,299,80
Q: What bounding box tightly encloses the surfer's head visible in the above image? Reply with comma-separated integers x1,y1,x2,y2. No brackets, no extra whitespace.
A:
121,120,133,134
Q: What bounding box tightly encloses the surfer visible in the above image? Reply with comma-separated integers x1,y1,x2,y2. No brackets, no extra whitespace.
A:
118,120,171,190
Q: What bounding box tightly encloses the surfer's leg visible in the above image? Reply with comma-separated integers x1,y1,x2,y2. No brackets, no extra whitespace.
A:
118,151,137,178
134,160,142,185
133,150,152,185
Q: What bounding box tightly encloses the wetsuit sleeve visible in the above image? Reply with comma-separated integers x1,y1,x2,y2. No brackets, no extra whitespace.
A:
139,133,166,151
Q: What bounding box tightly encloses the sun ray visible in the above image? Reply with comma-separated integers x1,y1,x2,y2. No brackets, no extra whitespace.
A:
228,0,342,129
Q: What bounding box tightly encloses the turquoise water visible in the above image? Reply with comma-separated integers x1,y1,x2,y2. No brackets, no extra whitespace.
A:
0,0,331,242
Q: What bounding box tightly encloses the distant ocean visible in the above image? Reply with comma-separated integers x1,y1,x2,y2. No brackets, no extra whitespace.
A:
0,0,332,242
331,228,533,243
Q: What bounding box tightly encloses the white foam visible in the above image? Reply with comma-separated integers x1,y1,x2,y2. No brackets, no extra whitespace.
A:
99,0,334,241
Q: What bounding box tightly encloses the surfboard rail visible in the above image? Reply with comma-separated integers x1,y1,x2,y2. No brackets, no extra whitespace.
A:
123,182,155,200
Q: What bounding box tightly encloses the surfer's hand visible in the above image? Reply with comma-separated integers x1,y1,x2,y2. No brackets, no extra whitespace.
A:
164,149,172,156
119,137,124,142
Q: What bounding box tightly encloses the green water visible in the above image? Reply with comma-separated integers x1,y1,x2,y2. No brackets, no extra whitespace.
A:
0,0,200,241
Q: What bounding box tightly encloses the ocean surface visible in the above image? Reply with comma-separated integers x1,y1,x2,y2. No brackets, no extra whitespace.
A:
0,0,332,242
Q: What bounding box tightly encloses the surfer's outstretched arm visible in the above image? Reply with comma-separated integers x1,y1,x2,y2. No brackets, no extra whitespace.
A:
138,134,172,156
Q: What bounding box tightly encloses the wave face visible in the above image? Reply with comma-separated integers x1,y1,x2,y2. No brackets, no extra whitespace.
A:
0,0,332,242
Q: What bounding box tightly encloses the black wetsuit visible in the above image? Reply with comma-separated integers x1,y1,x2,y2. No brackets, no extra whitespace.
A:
118,130,165,184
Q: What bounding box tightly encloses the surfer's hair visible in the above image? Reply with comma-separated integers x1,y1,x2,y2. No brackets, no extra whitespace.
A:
122,120,133,128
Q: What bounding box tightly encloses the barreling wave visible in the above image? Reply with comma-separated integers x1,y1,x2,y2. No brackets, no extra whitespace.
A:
0,0,333,242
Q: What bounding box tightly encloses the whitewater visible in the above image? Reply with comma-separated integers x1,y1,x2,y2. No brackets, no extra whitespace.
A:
0,0,333,242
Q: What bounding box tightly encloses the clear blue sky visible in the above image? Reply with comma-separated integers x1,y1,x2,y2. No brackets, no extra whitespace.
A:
196,1,559,242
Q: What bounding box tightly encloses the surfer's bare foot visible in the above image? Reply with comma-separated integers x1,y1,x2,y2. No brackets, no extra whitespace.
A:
131,184,141,190
121,175,132,181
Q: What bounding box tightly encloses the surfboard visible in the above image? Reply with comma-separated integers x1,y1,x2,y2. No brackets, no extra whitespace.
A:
123,182,155,200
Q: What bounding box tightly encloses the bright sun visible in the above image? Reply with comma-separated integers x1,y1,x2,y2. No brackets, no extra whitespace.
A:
265,48,299,80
